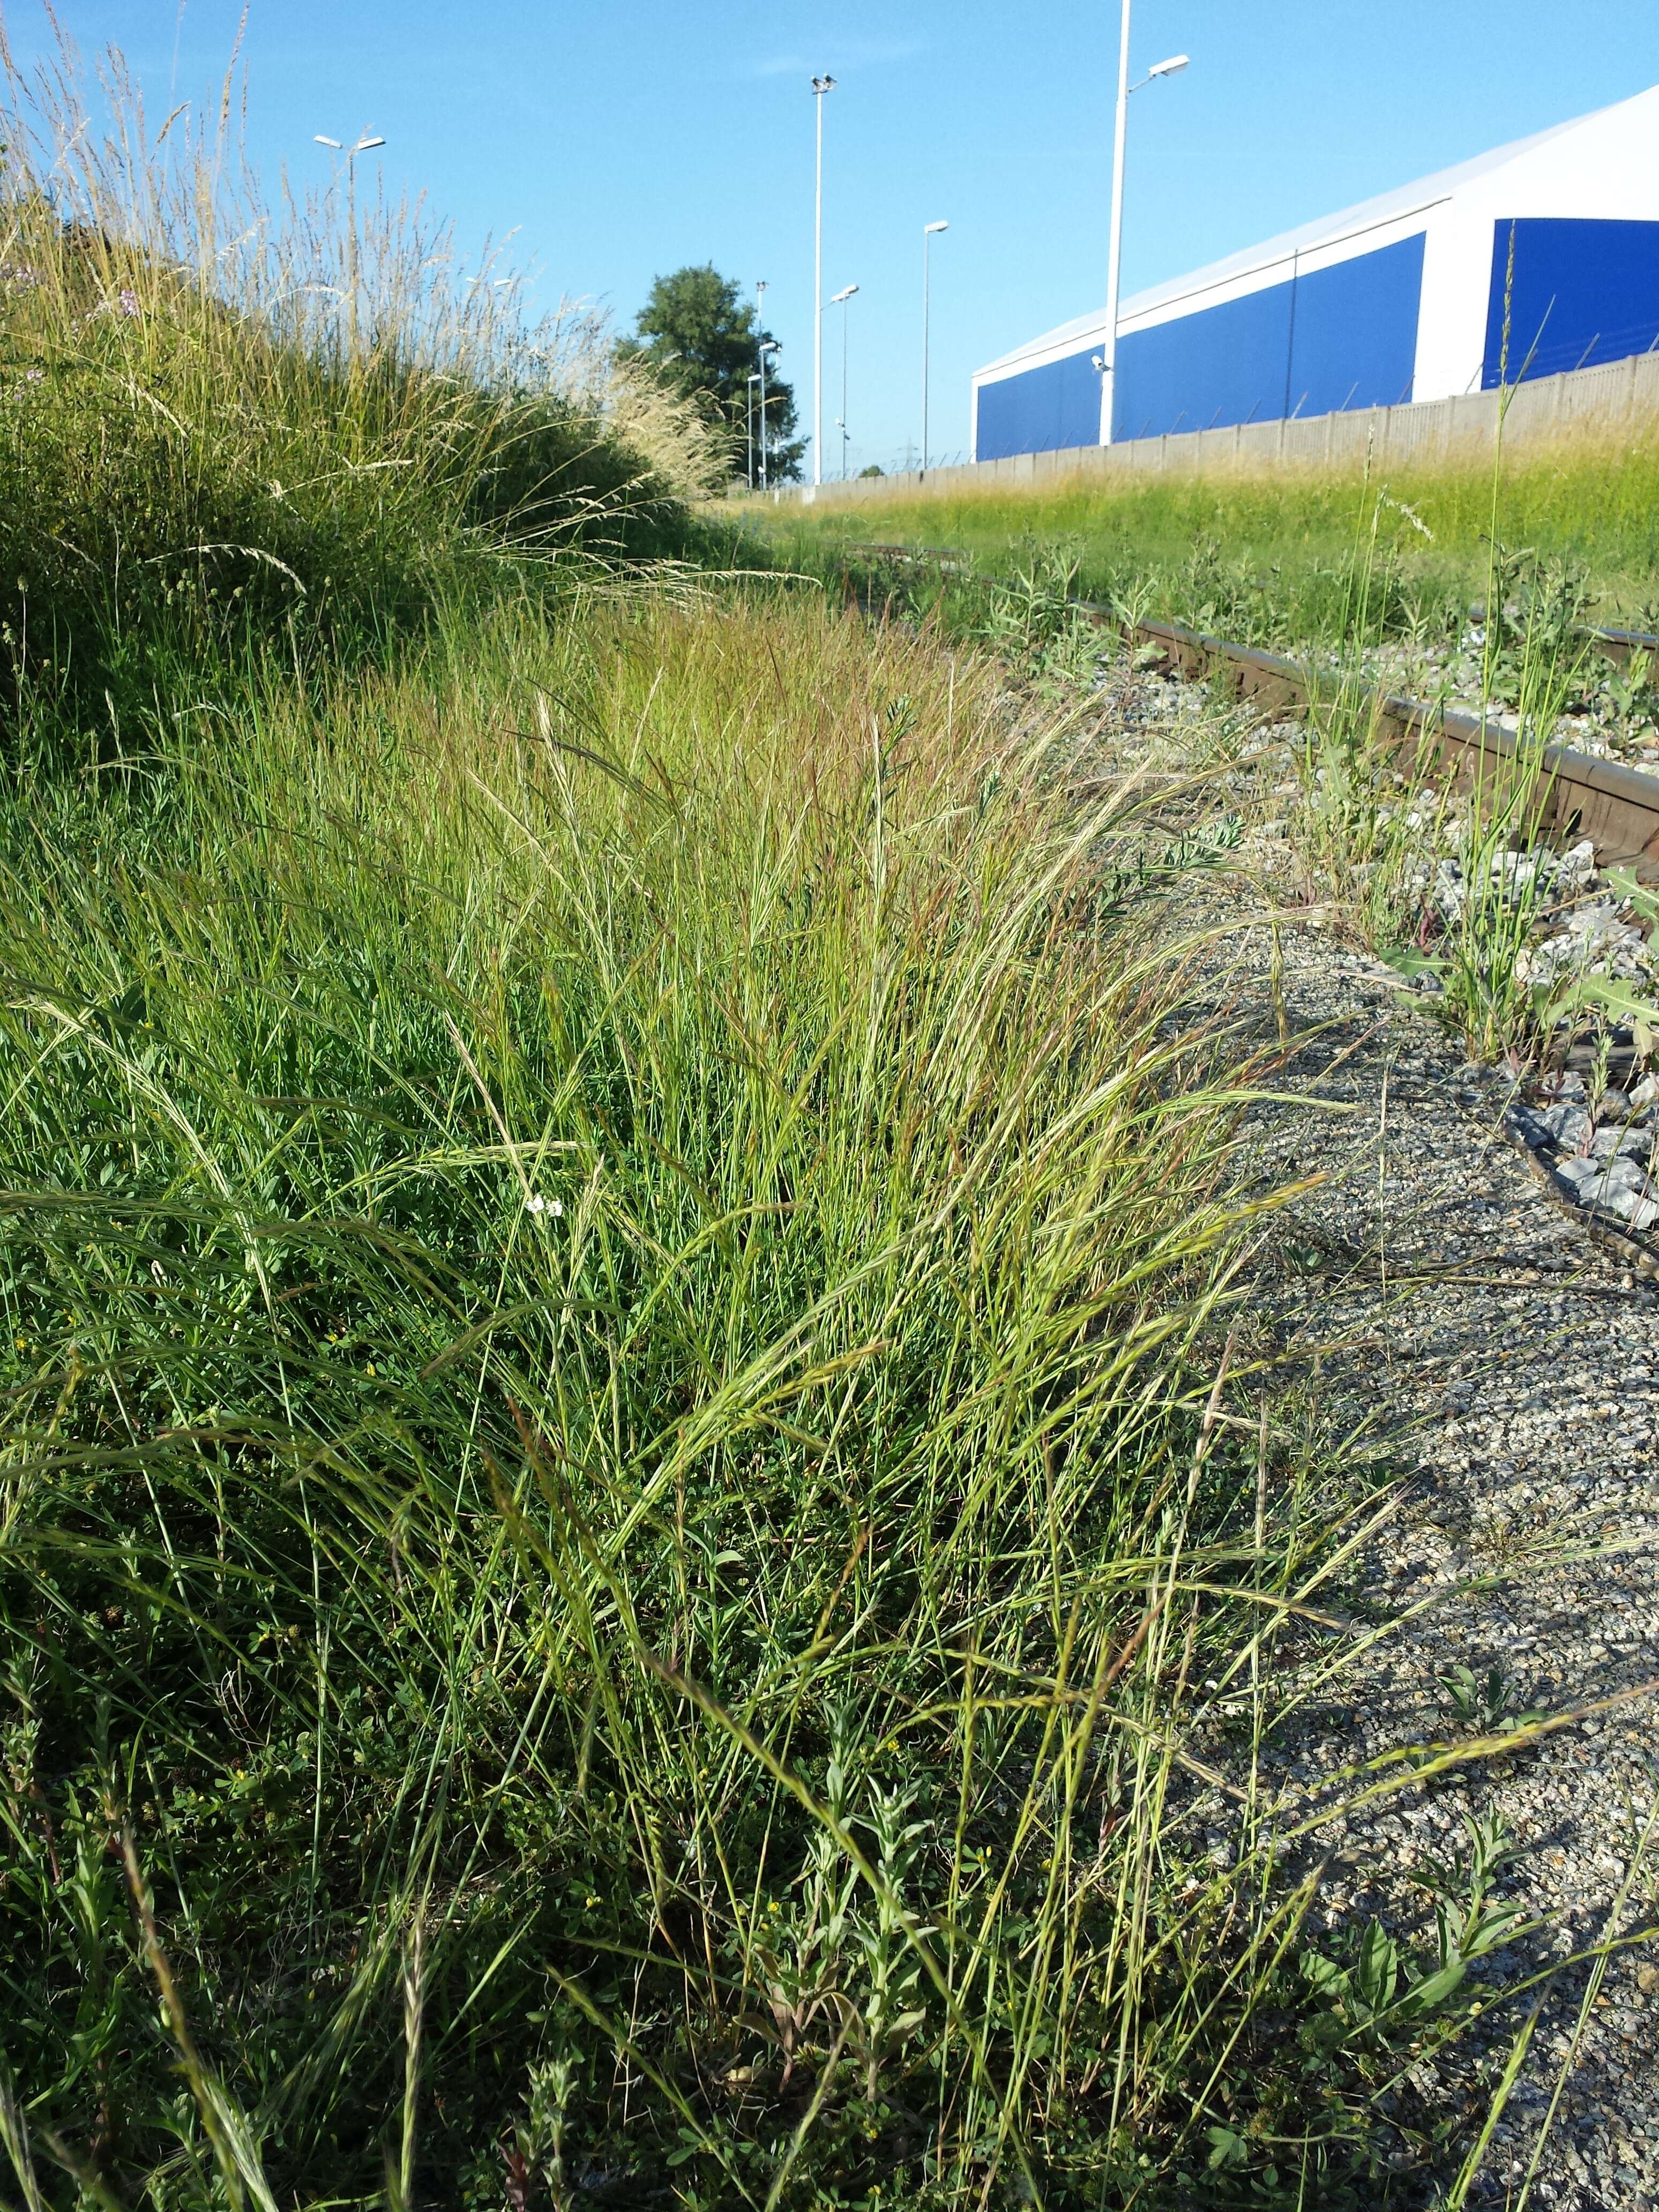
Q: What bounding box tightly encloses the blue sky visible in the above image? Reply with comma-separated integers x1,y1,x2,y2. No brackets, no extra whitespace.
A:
13,3,1659,474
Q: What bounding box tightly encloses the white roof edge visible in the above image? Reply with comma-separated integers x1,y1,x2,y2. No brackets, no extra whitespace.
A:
973,84,1659,383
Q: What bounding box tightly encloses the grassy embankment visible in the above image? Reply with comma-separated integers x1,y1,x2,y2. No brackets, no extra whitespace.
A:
759,432,1659,652
0,36,1573,2212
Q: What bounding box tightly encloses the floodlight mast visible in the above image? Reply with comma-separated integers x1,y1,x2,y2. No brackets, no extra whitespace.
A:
922,222,948,474
1100,4,1189,447
811,75,836,488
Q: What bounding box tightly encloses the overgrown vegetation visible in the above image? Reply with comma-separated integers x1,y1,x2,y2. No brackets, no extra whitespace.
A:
0,34,726,744
823,478,1659,1074
0,24,1594,2211
761,432,1659,654
3,582,1500,2211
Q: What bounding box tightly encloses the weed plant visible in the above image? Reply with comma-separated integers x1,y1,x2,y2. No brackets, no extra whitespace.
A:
849,473,1651,1082
1280,420,1606,1062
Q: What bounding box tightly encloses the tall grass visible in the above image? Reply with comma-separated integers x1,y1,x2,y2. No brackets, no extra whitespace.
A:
822,463,1629,1068
0,24,1573,2207
0,589,1421,2207
761,429,1659,651
1272,401,1608,1064
0,23,725,744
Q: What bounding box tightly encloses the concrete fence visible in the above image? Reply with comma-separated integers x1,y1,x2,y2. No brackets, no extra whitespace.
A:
743,347,1659,512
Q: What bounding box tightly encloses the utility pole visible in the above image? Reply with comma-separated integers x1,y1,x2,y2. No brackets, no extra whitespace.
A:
811,74,836,488
1101,1,1133,445
758,340,779,488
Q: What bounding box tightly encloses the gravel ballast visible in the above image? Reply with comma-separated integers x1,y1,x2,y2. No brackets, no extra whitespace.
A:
1082,634,1659,2207
1222,909,1659,2208
989,622,1659,2198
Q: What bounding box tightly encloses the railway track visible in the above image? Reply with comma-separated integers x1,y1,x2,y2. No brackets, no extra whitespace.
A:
840,542,1659,877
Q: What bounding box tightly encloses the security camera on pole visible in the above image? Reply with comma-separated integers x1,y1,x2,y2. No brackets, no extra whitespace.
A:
1099,4,1188,445
811,74,836,489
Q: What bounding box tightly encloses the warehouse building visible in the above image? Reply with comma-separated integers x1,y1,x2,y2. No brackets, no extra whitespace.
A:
972,85,1659,460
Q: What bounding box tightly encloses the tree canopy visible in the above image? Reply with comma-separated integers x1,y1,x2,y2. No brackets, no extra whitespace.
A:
619,264,804,483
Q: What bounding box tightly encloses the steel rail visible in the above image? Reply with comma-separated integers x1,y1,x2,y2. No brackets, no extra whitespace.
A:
838,542,1659,878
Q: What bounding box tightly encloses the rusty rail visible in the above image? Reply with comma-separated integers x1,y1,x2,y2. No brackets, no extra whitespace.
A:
839,542,1659,877
1127,617,1659,874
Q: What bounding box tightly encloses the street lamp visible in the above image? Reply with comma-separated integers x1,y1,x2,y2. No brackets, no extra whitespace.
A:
811,74,836,488
831,283,858,479
1101,4,1189,445
922,221,948,474
746,371,761,489
315,132,386,360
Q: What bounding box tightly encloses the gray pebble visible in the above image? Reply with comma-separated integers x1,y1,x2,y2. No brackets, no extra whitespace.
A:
1544,1103,1593,1150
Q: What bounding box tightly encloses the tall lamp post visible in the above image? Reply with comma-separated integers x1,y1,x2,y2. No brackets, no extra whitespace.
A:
757,339,780,489
1100,9,1187,444
314,131,386,360
921,221,948,474
811,73,836,488
831,283,858,479
746,371,761,489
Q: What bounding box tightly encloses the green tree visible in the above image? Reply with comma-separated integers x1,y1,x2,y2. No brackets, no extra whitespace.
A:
619,264,804,483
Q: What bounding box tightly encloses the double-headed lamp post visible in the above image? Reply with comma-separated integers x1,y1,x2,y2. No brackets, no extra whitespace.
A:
922,221,948,474
755,281,770,489
314,132,386,358
1100,6,1187,444
757,339,780,489
811,74,836,488
830,283,858,479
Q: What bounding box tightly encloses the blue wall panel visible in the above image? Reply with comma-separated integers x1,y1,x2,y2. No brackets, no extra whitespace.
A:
1112,232,1424,440
1483,218,1659,386
975,348,1101,460
1112,282,1292,442
1285,234,1425,417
